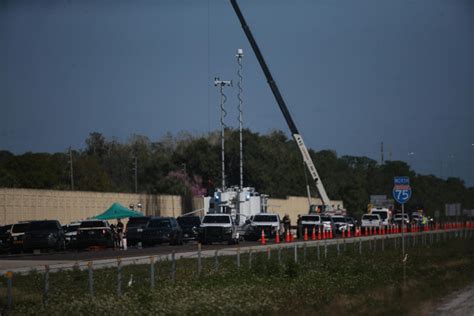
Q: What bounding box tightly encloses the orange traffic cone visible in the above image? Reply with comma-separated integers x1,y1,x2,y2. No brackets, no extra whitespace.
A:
342,229,346,238
290,232,294,242
304,227,308,241
347,228,351,238
285,230,290,243
365,227,368,236
329,229,333,239
318,227,322,240
261,229,266,245
311,227,316,241
275,231,280,244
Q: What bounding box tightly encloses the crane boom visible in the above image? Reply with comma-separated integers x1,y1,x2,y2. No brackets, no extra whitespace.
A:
230,0,332,210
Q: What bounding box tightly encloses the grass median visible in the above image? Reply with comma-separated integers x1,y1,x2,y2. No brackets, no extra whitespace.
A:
1,233,473,315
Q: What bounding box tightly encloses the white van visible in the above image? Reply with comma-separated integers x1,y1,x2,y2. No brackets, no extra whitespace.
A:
370,208,391,226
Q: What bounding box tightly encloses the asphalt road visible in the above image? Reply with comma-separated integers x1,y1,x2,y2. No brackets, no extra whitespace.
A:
430,284,474,316
0,240,262,262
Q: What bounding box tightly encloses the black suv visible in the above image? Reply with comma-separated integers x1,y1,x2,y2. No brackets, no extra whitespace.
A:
0,224,12,253
76,220,115,249
177,216,201,242
125,216,151,247
142,217,183,246
23,220,65,252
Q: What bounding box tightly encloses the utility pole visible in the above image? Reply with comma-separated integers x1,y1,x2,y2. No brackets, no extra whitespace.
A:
68,147,74,191
214,77,232,191
133,157,138,193
182,163,187,196
380,142,384,164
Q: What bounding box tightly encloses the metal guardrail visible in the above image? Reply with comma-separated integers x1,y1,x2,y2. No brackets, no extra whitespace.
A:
1,226,472,311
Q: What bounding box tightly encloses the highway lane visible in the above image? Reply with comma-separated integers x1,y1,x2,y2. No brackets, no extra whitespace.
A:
0,229,463,274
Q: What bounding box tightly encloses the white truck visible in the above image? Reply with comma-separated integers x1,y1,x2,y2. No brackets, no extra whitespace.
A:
204,186,269,239
243,213,283,241
198,213,239,245
361,214,382,228
370,207,392,226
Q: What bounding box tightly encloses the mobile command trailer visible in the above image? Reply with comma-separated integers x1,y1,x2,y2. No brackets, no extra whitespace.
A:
203,186,268,238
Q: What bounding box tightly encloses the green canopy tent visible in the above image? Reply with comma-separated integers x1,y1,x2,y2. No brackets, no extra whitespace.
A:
93,203,144,220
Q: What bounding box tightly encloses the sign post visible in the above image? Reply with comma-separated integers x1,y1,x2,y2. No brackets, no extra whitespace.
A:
393,176,412,288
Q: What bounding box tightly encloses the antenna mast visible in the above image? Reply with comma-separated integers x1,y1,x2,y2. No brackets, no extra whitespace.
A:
214,77,232,191
236,48,244,190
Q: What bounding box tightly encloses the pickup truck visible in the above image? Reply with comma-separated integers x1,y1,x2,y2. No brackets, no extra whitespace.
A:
198,214,239,245
361,214,382,228
244,213,282,241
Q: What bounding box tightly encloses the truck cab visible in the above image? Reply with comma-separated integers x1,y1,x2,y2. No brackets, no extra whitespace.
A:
370,207,391,227
244,213,282,241
361,214,382,228
198,213,239,245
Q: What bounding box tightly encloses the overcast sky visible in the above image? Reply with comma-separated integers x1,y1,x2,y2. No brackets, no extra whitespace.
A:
1,0,473,186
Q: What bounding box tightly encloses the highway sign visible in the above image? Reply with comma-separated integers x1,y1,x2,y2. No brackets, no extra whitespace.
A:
393,176,411,204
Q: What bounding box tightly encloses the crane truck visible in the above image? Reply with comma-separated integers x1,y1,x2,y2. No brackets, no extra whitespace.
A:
230,0,335,214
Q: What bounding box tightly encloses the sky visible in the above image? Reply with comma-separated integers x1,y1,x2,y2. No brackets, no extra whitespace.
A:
1,0,473,186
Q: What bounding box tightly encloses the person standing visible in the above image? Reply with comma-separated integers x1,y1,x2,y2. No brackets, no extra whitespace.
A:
116,219,124,249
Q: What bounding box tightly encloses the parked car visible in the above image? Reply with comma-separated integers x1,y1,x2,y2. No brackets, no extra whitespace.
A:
63,222,81,249
345,217,357,232
76,220,115,249
9,222,30,253
244,213,282,241
332,215,349,234
298,214,321,237
142,217,183,246
361,214,382,229
125,216,151,246
177,216,201,242
320,215,335,235
198,213,239,245
23,220,66,252
393,213,410,227
0,224,13,253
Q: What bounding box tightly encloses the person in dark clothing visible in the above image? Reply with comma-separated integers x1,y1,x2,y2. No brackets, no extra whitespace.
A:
116,219,124,248
282,214,291,235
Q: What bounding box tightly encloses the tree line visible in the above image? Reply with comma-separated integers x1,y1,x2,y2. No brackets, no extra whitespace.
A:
0,130,472,218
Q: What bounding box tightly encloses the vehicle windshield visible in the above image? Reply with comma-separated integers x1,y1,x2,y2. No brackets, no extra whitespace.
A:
363,215,380,221
203,216,230,224
64,225,80,233
177,217,201,226
80,221,106,228
301,216,320,222
394,214,408,219
12,223,29,233
28,221,58,231
371,211,388,220
332,217,346,223
320,216,332,222
127,217,150,227
149,219,171,228
253,215,278,223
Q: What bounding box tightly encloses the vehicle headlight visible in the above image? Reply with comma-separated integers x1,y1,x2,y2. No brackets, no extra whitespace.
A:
225,227,232,233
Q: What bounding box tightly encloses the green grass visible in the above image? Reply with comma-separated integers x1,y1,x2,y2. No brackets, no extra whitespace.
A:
1,234,473,315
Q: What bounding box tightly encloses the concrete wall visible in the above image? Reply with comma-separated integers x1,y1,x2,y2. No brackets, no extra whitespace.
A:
268,196,344,224
0,188,184,226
